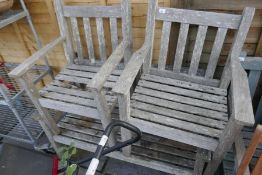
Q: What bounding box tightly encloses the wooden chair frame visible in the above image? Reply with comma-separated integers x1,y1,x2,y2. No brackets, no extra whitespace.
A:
109,1,255,174
8,0,132,154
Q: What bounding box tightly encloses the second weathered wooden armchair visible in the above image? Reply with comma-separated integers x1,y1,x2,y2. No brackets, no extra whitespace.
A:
9,0,132,153
112,1,255,174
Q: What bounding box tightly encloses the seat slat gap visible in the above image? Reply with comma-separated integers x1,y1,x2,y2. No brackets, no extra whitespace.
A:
205,28,227,79
96,17,107,61
70,17,84,63
173,23,189,73
158,21,172,70
188,25,208,76
83,17,95,63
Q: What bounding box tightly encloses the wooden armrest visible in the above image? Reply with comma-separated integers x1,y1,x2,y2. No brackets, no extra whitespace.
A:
9,36,65,78
230,57,255,126
88,41,127,91
112,44,150,95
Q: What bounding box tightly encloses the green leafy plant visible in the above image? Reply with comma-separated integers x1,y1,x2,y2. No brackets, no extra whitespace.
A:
59,143,77,175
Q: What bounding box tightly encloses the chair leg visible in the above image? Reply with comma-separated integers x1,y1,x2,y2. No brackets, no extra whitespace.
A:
204,117,243,175
92,90,116,146
17,74,61,156
118,93,132,156
193,148,211,175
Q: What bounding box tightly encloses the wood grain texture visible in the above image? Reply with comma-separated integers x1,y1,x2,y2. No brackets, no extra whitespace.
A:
188,25,207,76
83,18,95,62
70,17,83,63
96,17,107,61
173,23,189,73
158,21,171,70
156,7,242,29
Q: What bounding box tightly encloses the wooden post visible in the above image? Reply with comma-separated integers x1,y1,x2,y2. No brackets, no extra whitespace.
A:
204,117,243,175
193,148,211,175
117,93,132,156
17,73,61,155
92,89,116,146
121,0,133,63
220,7,255,89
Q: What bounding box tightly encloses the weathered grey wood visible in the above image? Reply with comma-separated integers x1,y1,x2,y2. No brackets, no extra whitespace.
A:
248,70,261,99
118,93,132,156
188,25,208,76
96,18,107,61
158,21,171,70
88,42,126,91
132,94,227,121
54,0,74,63
193,149,210,175
156,7,242,29
173,23,189,73
135,87,227,112
17,74,60,154
66,64,122,75
92,89,116,146
150,68,220,87
83,18,95,63
39,98,100,119
109,18,118,51
131,109,222,138
143,0,157,73
220,7,255,89
9,37,65,78
60,69,119,82
121,0,132,63
137,80,227,104
230,58,254,126
63,5,121,18
112,45,150,95
205,28,227,79
142,74,227,96
204,117,243,175
132,101,226,129
129,117,218,151
70,17,83,63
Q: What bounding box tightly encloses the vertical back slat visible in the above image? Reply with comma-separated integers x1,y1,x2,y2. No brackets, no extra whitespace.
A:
96,18,107,61
158,21,172,70
188,25,208,76
173,23,189,73
121,0,133,63
205,28,227,79
70,17,83,63
83,18,95,63
109,18,118,51
54,0,74,64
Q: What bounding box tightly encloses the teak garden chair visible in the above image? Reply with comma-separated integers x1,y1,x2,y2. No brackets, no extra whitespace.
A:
111,1,255,174
9,0,132,153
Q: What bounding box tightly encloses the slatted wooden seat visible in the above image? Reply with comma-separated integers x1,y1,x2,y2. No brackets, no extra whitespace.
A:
38,64,122,118
109,1,255,174
8,0,132,154
130,74,228,151
54,113,200,175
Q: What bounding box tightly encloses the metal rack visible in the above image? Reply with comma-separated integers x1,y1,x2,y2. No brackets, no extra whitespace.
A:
0,0,55,147
0,63,49,146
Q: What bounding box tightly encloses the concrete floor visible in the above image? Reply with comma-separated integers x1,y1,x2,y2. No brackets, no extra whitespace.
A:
0,140,170,175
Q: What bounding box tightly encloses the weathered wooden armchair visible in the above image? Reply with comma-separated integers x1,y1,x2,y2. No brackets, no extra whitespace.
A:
8,0,132,153
112,1,255,174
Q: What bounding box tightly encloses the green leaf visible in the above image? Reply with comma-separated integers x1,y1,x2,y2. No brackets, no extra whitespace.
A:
61,150,69,164
66,164,77,175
